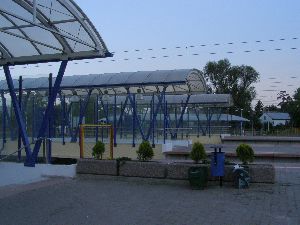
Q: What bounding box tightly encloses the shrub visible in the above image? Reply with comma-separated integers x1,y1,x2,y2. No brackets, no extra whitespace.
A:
136,141,154,161
236,144,254,164
190,142,206,163
92,141,105,159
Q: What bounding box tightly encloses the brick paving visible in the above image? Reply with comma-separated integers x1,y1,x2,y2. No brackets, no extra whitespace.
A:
0,164,299,225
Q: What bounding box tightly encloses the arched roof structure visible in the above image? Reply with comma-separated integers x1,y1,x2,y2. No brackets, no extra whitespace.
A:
0,69,208,95
0,0,111,66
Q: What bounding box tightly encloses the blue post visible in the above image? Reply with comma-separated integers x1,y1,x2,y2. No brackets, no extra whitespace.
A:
163,94,166,144
151,94,155,147
208,107,211,138
18,76,22,161
47,73,53,163
174,106,178,139
31,60,68,162
1,93,6,149
113,93,117,147
145,87,166,140
132,93,136,147
173,95,191,138
127,91,146,141
71,89,93,142
116,96,129,135
1,92,13,141
3,65,33,166
120,101,123,139
61,95,66,145
95,95,99,142
31,96,35,143
1,92,7,145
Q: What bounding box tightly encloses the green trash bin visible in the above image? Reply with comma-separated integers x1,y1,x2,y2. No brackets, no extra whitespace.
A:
188,166,208,189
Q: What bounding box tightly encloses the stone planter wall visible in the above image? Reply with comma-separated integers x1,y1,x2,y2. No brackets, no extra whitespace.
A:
77,159,118,176
76,159,275,183
119,161,167,178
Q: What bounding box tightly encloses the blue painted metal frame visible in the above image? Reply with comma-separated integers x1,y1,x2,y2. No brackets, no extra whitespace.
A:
1,91,7,145
3,65,33,166
47,73,53,163
127,91,147,142
0,92,13,141
145,87,166,141
1,92,6,150
18,76,22,161
171,94,191,139
31,60,68,163
113,94,117,146
71,89,93,142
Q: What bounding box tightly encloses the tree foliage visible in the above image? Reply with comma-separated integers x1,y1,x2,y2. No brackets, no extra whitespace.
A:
277,88,300,127
203,59,259,116
253,100,264,129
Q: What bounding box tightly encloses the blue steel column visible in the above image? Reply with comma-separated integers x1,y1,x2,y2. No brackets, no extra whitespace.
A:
61,95,66,145
163,93,166,144
1,92,7,145
1,93,6,148
47,73,53,163
31,96,35,143
18,76,22,161
151,94,155,147
3,65,33,166
132,94,136,147
71,89,93,142
113,94,117,147
1,92,13,141
145,87,166,140
31,60,68,162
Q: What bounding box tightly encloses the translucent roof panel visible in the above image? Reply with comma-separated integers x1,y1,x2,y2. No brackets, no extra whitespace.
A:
0,0,111,65
0,69,208,94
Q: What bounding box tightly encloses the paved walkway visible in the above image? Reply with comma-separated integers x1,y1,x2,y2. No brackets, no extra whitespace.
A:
0,164,299,225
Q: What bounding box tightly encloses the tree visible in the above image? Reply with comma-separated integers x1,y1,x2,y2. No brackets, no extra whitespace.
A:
253,100,264,129
277,91,293,112
203,59,259,117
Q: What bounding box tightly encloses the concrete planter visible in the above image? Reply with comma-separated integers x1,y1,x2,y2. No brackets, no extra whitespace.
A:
166,163,275,183
119,161,167,178
76,159,118,176
76,159,275,183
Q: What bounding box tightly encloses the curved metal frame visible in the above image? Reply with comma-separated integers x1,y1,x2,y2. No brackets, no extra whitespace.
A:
0,0,111,65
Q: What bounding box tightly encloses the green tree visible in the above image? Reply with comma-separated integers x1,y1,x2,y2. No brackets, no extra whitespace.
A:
203,59,259,117
277,91,293,112
253,100,264,129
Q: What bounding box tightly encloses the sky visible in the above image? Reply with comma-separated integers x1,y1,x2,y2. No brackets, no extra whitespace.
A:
4,0,300,106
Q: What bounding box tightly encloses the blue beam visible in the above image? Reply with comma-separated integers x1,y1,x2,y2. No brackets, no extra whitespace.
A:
145,87,166,140
71,89,93,142
151,94,155,147
31,60,68,162
116,95,129,134
18,76,22,161
171,95,191,138
59,93,66,145
47,73,53,163
3,65,33,166
1,92,6,150
1,92,7,145
113,94,117,147
127,92,147,141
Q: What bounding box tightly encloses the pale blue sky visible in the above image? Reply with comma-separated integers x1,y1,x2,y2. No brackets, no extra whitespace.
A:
10,0,300,105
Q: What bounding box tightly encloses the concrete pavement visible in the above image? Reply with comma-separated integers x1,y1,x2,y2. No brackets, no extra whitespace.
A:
0,163,299,225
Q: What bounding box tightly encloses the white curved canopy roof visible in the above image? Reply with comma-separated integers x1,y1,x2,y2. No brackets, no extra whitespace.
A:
0,0,111,65
0,69,208,95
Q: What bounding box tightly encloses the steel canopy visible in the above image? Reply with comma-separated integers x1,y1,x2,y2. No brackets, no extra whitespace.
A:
0,0,111,65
